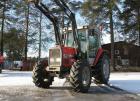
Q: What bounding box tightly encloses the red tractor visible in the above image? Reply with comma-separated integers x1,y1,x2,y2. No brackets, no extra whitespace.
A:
29,0,110,93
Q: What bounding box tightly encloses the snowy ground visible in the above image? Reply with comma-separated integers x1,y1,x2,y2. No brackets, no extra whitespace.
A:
109,72,140,96
0,70,140,96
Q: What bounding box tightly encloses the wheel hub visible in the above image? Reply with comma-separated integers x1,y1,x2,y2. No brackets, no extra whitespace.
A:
82,67,90,86
103,59,109,79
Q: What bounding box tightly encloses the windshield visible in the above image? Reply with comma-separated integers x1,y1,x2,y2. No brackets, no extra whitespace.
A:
65,29,87,53
65,32,74,47
78,30,87,53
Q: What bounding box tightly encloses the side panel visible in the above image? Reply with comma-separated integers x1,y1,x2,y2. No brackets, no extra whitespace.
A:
93,48,104,66
62,47,77,67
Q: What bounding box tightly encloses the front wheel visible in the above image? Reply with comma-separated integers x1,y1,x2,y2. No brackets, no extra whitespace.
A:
32,61,54,88
70,60,91,93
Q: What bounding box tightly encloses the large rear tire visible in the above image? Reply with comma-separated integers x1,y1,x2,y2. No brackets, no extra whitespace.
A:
32,61,54,88
94,54,110,84
70,60,91,93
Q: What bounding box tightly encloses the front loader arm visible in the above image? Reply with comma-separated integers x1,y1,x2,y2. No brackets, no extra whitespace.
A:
53,0,81,52
28,0,62,45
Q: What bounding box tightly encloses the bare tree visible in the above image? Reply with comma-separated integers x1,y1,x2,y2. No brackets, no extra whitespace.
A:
38,12,42,60
0,0,6,56
25,3,30,61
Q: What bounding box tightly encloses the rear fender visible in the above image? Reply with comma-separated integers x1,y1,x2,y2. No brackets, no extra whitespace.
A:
93,48,109,66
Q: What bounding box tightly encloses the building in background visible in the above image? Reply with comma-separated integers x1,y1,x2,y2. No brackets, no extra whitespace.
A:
102,41,140,67
3,57,37,71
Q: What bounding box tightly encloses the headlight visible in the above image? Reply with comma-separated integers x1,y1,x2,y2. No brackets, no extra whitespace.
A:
50,58,54,62
56,58,61,62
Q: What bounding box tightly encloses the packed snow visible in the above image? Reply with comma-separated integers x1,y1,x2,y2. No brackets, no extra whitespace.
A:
0,70,140,96
0,70,66,86
109,72,140,95
0,70,33,86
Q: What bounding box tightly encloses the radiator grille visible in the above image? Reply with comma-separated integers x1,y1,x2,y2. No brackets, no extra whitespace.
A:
49,49,61,66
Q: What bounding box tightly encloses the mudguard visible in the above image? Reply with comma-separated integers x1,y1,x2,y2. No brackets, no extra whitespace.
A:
93,48,109,66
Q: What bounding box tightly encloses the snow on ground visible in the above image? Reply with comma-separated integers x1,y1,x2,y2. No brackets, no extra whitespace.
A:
0,70,140,96
109,72,140,95
0,70,66,87
0,70,33,86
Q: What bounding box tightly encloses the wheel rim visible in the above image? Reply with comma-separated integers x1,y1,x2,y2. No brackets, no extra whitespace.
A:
82,67,90,86
43,73,50,83
103,59,110,79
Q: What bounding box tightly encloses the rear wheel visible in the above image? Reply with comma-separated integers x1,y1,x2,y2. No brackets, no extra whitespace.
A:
94,54,110,84
70,60,91,93
32,61,54,88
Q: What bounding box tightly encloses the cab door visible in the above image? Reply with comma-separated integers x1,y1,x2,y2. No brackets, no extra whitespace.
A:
88,29,99,65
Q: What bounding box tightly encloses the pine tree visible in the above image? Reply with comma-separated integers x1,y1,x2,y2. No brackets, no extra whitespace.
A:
4,28,25,61
0,0,6,56
13,0,30,60
38,12,42,60
120,0,140,46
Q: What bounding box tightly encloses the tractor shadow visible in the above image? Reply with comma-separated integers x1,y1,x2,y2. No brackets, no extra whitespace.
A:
49,83,131,95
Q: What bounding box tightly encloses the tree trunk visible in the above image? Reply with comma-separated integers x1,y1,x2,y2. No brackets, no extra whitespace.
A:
25,4,30,61
138,8,140,46
38,12,42,60
0,1,6,56
110,9,116,71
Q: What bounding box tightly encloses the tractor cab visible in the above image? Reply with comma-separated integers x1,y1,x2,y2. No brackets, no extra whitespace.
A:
63,26,101,65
